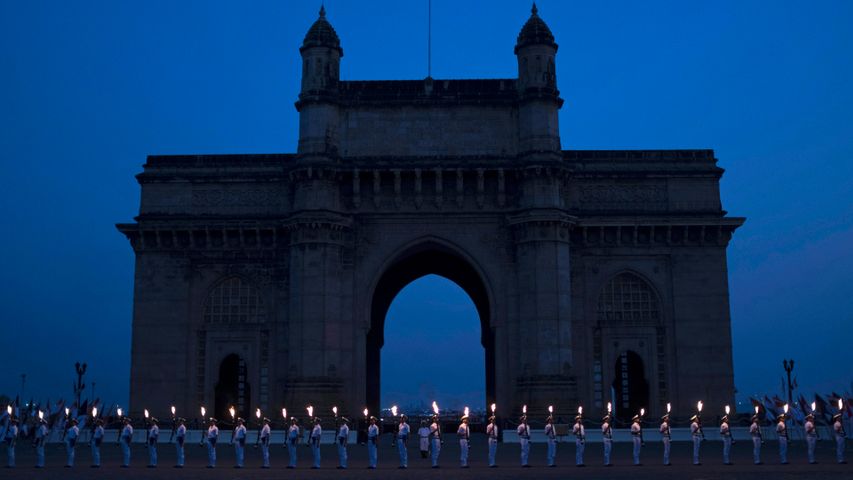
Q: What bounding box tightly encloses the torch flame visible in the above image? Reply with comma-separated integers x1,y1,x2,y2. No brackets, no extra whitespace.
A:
697,401,703,413
38,410,44,420
522,405,527,414
200,406,206,418
640,408,645,417
607,402,612,414
755,405,759,414
839,398,844,410
811,402,816,413
256,408,261,419
307,405,313,418
578,406,583,415
491,403,496,414
117,408,123,417
725,405,730,415
548,405,553,414
464,406,470,416
65,407,70,417
667,402,671,413
228,406,235,419
333,406,338,416
282,408,287,419
144,409,149,419
783,404,789,414
391,405,398,417
92,406,98,417
363,408,368,417
171,405,176,416
432,401,439,415
6,405,11,415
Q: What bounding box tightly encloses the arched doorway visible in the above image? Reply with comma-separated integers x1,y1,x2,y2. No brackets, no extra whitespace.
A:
612,350,649,421
214,354,251,420
366,243,494,416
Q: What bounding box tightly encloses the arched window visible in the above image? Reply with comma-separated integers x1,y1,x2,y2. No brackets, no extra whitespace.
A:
203,277,265,324
597,272,660,325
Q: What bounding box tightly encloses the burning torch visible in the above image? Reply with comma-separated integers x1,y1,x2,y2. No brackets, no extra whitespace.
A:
639,408,646,446
810,401,820,440
115,407,123,444
755,405,765,444
169,405,176,443
697,401,705,440
229,406,236,444
144,409,150,448
255,408,262,447
724,405,734,444
199,406,206,446
281,408,288,448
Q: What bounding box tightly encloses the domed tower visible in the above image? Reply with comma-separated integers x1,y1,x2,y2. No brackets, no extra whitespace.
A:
515,3,563,154
296,5,343,156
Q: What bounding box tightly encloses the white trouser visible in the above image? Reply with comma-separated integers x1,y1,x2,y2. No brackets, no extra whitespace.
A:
91,442,100,466
662,437,671,464
206,438,217,467
121,439,131,466
287,439,298,467
837,435,846,463
604,437,612,465
175,438,185,466
6,442,15,467
546,438,556,466
459,438,469,466
66,439,77,466
148,441,158,466
752,436,761,463
632,436,641,464
337,438,347,468
488,437,497,466
261,440,270,467
398,437,408,467
806,436,817,463
36,443,45,467
723,436,732,464
311,438,321,468
234,440,244,467
576,437,585,465
368,437,377,467
430,437,440,466
692,435,701,464
779,436,788,463
520,437,530,466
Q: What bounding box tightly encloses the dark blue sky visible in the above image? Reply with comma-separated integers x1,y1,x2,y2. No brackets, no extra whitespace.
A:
1,1,851,410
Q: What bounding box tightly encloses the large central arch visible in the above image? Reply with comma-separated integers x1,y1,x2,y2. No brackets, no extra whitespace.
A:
366,240,495,415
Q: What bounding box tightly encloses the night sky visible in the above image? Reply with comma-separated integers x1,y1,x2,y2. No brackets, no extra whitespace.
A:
1,1,851,412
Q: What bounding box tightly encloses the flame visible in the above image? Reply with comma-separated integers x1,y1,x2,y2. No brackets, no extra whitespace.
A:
229,406,236,419
548,405,553,414
697,401,703,413
491,403,496,413
725,405,730,415
667,402,671,413
578,406,583,415
92,407,98,417
117,408,123,417
171,405,176,415
783,404,789,414
391,405,398,417
839,398,844,410
432,401,439,415
811,402,816,413
363,408,369,417
640,408,645,417
607,402,612,414
65,407,70,417
200,406,206,417
256,408,261,419
6,405,11,415
755,405,759,414
38,410,44,420
522,405,527,414
333,406,338,416
144,409,149,419
307,405,314,418
464,406,469,416
282,408,287,419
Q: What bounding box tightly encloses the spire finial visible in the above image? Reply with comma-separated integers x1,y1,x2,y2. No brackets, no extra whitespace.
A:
319,4,326,18
531,2,538,16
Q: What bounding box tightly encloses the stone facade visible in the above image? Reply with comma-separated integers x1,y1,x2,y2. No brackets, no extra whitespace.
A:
118,6,744,422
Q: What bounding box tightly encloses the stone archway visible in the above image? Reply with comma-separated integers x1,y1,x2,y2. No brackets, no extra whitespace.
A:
365,242,495,416
214,353,251,420
612,350,649,422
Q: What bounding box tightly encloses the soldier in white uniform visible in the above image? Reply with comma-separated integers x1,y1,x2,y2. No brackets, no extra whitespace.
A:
259,417,271,468
544,414,557,467
630,414,642,466
602,414,613,466
4,416,18,468
286,417,299,468
417,420,430,459
310,417,322,469
34,417,48,468
397,414,410,469
720,413,732,465
486,415,499,467
573,414,586,466
65,418,79,468
336,417,349,469
367,416,379,469
749,413,763,464
659,413,671,466
833,413,846,464
517,415,531,467
457,414,470,468
120,417,133,468
776,413,788,464
804,413,817,464
233,417,247,468
428,414,441,468
206,418,219,468
147,417,160,468
174,417,186,468
90,418,104,468
690,414,703,465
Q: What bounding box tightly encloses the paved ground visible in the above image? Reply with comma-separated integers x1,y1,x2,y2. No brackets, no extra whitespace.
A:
3,439,849,479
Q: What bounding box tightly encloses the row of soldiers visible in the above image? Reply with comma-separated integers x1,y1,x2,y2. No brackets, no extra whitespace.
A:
3,410,848,468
